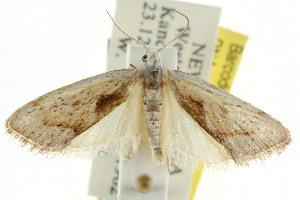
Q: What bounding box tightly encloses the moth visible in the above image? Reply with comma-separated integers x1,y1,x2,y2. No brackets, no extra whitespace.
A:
5,10,290,167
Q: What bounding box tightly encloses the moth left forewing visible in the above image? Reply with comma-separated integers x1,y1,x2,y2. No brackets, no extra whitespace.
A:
6,69,142,157
167,70,291,166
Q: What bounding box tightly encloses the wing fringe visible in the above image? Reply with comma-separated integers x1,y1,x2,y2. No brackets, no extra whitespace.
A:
5,120,64,156
232,129,291,166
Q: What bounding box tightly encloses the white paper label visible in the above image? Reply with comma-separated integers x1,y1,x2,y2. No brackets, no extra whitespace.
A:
107,0,220,81
89,0,221,199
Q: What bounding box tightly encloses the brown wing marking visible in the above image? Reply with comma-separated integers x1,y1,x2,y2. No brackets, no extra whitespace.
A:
168,70,291,165
6,69,137,154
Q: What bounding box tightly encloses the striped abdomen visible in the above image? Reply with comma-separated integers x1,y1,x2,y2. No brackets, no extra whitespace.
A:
140,63,165,160
144,88,162,156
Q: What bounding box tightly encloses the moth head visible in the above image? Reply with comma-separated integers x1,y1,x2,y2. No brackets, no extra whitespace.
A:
144,51,161,67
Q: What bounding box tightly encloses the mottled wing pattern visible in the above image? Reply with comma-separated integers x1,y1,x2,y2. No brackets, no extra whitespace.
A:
6,69,142,157
167,70,291,166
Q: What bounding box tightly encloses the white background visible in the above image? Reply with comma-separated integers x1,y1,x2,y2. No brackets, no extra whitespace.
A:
0,0,299,200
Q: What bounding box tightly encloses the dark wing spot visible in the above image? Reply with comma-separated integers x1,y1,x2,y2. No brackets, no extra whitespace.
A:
72,100,80,106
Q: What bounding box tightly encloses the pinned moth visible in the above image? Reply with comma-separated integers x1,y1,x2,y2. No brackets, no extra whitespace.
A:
5,10,290,167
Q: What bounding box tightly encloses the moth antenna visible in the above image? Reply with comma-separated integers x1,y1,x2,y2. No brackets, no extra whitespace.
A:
156,9,189,52
166,156,170,172
106,10,151,51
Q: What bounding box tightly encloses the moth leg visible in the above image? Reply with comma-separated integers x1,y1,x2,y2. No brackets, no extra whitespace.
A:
129,64,137,69
123,154,133,162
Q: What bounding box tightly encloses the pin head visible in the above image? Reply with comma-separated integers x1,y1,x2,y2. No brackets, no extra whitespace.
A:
136,174,152,193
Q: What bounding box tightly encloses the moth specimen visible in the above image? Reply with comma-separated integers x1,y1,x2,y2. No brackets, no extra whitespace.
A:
5,49,290,166
5,11,290,167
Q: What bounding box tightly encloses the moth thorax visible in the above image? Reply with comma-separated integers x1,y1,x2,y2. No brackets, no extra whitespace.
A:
143,67,163,90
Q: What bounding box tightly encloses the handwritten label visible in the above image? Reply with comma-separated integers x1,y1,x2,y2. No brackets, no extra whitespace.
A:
110,159,119,195
88,156,119,200
107,0,220,81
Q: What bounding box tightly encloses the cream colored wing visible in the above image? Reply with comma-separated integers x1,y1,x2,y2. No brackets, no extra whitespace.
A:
6,69,145,158
166,70,291,166
160,84,231,167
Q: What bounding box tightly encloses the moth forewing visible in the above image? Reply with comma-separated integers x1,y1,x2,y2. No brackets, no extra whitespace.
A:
167,70,291,166
5,69,138,157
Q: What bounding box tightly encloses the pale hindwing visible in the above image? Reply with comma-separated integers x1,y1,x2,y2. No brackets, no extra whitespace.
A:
160,85,231,166
167,70,291,166
6,69,142,157
65,82,146,158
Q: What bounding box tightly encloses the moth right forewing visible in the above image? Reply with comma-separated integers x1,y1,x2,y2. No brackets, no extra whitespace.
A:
167,70,290,165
